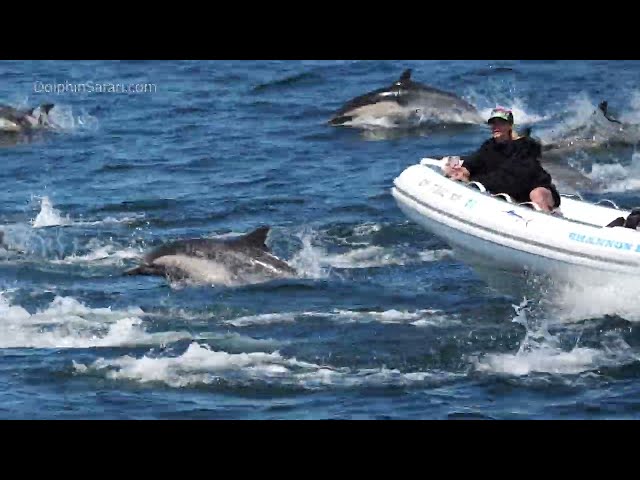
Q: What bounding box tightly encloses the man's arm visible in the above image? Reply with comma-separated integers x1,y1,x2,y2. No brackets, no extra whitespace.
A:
460,140,490,176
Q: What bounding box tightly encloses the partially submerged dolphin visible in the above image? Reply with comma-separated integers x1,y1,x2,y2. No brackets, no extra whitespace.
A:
125,226,297,286
0,103,56,133
329,69,483,128
537,100,640,155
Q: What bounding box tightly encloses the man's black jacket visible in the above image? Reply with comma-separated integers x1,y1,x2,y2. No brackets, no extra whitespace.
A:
461,136,555,203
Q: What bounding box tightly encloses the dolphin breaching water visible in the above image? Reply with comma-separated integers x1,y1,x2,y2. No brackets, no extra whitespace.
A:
0,103,56,133
328,69,484,129
125,226,297,286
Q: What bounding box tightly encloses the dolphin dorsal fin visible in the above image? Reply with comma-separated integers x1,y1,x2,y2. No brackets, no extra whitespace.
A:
399,69,412,84
40,103,55,115
598,100,622,124
598,100,608,115
240,226,270,249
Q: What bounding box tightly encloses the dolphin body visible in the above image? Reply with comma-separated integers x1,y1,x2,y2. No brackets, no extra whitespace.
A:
125,226,297,286
328,69,484,128
0,103,56,133
536,101,640,155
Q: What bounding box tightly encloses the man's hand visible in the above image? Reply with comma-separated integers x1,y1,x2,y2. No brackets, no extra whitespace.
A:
445,165,470,182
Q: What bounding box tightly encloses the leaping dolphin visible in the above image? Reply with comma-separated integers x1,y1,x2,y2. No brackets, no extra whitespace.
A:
125,226,297,286
328,69,484,128
0,103,56,133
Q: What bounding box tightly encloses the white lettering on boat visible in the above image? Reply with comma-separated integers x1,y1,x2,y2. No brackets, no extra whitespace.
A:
569,232,634,251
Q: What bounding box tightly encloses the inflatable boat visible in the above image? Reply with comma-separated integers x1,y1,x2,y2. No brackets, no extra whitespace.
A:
391,157,640,283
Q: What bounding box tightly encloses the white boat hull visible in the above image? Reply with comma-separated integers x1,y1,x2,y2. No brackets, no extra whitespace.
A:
392,161,640,285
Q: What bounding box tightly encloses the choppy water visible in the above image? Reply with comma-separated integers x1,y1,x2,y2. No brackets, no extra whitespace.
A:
2,60,640,419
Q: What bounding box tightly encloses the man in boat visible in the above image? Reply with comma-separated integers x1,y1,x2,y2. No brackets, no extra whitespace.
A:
443,107,561,212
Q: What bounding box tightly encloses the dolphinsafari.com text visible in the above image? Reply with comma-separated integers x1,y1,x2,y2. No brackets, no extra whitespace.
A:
33,80,157,95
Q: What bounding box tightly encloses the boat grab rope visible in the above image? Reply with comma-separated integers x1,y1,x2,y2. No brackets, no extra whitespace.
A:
467,182,486,192
595,198,620,210
418,157,621,213
464,180,542,209
561,193,584,201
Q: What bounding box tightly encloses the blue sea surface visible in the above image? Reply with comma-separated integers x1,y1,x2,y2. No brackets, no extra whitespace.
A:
1,60,640,419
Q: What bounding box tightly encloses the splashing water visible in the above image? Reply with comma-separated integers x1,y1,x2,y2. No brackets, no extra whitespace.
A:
584,150,640,193
45,104,99,133
0,293,189,349
472,297,638,377
73,341,458,390
32,196,71,228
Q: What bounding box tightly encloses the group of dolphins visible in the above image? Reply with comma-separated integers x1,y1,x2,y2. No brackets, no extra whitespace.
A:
0,68,637,287
328,69,640,192
0,102,298,286
327,69,631,149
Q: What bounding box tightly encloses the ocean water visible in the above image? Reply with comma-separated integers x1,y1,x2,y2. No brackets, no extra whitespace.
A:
1,59,640,419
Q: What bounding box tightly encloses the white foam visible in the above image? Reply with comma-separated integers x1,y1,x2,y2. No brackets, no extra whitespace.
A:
288,232,330,279
326,246,453,269
199,332,283,351
290,235,451,273
584,151,640,193
544,278,640,324
331,308,455,326
225,312,300,327
472,297,639,377
32,196,72,228
419,249,454,262
29,195,141,230
324,246,402,269
45,104,99,133
51,243,142,266
288,228,451,279
0,293,189,349
74,341,456,389
75,214,146,227
474,346,602,376
223,308,457,328
352,223,382,236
